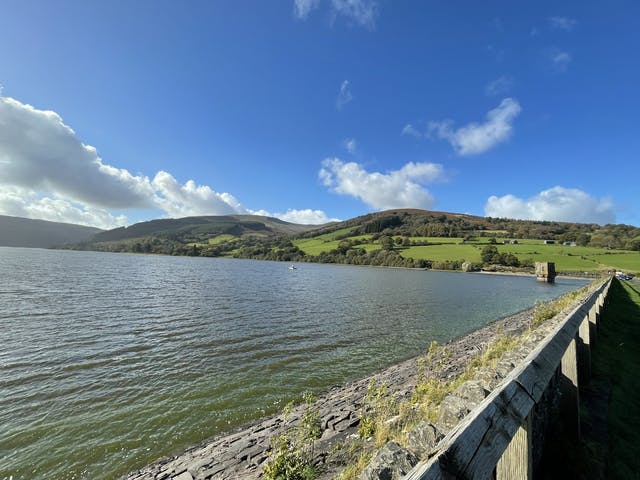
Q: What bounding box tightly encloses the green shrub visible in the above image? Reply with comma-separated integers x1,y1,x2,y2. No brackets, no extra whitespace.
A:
263,392,322,480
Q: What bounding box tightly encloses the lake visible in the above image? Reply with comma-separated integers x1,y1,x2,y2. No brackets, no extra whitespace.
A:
0,247,588,479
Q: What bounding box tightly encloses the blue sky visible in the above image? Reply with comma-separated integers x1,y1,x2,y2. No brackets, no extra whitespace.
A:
1,0,638,229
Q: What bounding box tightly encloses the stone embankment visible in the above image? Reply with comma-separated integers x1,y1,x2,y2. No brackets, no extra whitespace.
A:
123,306,544,480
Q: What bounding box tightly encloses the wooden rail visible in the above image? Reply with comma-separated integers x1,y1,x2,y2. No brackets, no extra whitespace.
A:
405,277,613,480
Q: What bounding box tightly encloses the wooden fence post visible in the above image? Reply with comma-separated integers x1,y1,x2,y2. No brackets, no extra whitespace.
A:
560,336,580,441
496,413,533,480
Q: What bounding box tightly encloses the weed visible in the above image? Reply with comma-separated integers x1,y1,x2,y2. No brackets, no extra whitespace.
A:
336,452,373,480
357,380,398,445
263,392,322,480
533,284,592,324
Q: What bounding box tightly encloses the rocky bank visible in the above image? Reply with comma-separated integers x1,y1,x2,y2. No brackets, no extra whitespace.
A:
122,304,549,480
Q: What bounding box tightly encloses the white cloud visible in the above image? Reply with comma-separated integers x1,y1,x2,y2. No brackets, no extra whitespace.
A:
549,16,577,31
277,209,339,224
151,171,246,218
0,186,127,229
294,0,320,19
401,124,423,138
549,49,572,72
293,0,378,29
343,138,357,154
319,158,444,210
485,186,615,225
331,0,378,29
336,80,353,110
0,95,334,227
485,76,514,96
249,208,338,224
428,98,521,156
0,97,155,209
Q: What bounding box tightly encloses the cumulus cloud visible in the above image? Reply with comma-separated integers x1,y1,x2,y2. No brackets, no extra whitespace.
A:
336,80,353,110
485,186,615,225
274,209,339,224
549,16,577,31
0,95,334,227
0,186,128,229
151,171,245,218
319,158,444,210
485,76,514,97
294,0,321,18
428,98,521,155
0,97,155,209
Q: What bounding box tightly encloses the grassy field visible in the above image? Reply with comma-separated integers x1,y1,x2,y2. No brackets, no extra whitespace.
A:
402,244,483,262
542,279,640,478
205,234,236,245
587,253,640,272
293,230,377,256
292,234,640,273
597,279,640,477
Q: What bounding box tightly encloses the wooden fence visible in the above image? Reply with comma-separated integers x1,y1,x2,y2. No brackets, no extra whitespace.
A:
405,277,613,479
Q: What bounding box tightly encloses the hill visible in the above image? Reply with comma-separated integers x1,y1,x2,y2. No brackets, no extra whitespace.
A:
0,215,103,248
71,214,322,255
62,209,640,274
235,209,640,273
90,215,316,242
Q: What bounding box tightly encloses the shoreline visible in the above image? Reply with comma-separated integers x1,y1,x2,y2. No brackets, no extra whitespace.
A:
43,246,608,279
122,306,536,480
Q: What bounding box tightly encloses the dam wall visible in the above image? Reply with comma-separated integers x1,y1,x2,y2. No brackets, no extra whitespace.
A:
404,276,612,479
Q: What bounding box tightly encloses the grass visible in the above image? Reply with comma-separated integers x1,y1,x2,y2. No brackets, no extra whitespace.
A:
338,330,531,480
540,278,640,478
588,252,640,272
206,234,236,245
408,237,463,244
329,283,596,479
293,238,379,255
590,279,640,478
263,393,322,480
401,244,482,263
411,335,523,422
533,284,592,323
292,233,640,274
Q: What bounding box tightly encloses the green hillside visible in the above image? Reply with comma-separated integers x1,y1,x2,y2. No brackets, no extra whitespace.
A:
70,214,321,256
62,209,640,275
0,215,102,248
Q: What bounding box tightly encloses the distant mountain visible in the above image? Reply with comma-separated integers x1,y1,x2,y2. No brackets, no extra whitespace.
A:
0,215,103,248
89,215,318,243
62,209,640,261
66,214,323,255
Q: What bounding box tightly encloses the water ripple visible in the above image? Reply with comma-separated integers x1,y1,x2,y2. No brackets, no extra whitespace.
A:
0,248,587,480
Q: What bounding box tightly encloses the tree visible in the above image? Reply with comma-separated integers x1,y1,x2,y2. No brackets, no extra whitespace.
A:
481,245,499,263
380,235,395,251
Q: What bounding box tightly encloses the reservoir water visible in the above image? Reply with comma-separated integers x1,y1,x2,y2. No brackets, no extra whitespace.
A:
0,247,588,479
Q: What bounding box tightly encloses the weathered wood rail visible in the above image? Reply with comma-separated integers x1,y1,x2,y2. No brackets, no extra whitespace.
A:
405,276,613,480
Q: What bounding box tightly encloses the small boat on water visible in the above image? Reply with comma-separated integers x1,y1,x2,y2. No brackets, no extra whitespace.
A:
288,265,297,270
